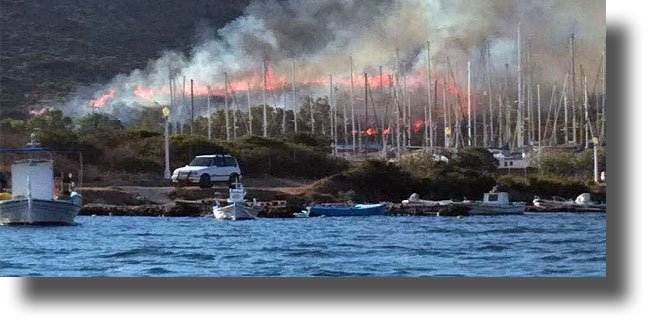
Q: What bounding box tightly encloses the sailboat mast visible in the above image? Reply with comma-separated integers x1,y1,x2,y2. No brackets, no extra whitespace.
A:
570,33,577,145
426,41,433,150
190,79,195,136
467,60,472,146
350,56,356,152
292,59,297,133
310,95,315,134
516,23,523,149
262,60,267,137
443,76,448,148
329,74,335,155
224,73,230,141
247,83,252,136
207,85,212,140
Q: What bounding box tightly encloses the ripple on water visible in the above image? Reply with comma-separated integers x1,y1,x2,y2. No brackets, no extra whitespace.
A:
0,214,606,277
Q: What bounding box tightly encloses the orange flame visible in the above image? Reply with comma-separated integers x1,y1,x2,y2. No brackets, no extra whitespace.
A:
412,120,425,133
88,89,116,108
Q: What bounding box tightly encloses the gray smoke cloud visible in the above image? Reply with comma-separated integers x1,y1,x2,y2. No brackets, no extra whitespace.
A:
58,0,605,122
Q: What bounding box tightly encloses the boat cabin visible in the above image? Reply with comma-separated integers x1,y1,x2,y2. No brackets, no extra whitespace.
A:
483,192,511,204
11,159,54,200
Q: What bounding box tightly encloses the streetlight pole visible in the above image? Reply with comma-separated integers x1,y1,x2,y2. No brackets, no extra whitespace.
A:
163,106,171,179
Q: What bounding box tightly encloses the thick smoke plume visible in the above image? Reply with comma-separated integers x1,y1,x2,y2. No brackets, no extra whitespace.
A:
58,0,605,123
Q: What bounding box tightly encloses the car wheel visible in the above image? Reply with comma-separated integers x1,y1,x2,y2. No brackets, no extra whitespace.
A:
227,173,239,188
199,174,212,189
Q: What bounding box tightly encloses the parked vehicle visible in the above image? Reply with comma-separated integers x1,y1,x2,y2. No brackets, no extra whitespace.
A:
172,154,242,189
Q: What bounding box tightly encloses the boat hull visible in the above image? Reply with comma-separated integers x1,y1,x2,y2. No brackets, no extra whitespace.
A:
467,203,526,215
308,203,386,217
0,199,80,225
213,202,261,220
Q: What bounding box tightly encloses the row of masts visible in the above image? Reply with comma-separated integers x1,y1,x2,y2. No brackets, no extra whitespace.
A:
163,28,606,158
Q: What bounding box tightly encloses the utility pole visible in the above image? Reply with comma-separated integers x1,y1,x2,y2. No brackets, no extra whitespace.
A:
163,106,171,179
262,60,267,137
168,67,174,136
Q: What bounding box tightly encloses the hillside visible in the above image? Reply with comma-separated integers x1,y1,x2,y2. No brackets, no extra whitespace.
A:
0,0,249,118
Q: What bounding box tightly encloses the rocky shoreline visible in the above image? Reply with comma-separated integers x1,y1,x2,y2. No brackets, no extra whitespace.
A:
76,184,605,219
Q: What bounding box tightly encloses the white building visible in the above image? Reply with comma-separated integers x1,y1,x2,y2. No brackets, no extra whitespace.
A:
494,153,530,170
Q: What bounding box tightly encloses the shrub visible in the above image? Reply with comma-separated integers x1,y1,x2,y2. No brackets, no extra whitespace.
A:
537,148,606,179
310,160,422,203
114,156,163,174
449,147,499,174
497,175,590,202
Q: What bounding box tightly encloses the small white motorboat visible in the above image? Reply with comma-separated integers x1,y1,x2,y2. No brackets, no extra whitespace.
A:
212,184,261,220
467,192,525,215
293,210,310,218
401,193,454,206
0,135,83,225
533,193,606,211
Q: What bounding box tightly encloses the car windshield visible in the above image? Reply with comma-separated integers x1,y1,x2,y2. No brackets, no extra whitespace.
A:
189,157,213,167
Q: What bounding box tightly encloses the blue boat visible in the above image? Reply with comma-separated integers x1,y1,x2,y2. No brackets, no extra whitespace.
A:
307,203,386,217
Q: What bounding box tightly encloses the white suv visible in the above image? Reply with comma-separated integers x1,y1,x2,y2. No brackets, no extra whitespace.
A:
172,154,242,188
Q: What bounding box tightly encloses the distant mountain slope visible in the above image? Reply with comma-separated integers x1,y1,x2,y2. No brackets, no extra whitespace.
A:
0,0,249,118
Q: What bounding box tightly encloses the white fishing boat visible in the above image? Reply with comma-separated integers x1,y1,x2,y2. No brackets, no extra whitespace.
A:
0,136,83,225
212,184,261,220
467,192,525,215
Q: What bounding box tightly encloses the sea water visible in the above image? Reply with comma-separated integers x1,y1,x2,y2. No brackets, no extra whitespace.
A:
0,213,606,277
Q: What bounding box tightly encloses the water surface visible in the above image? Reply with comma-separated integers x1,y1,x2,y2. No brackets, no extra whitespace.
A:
0,213,606,277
